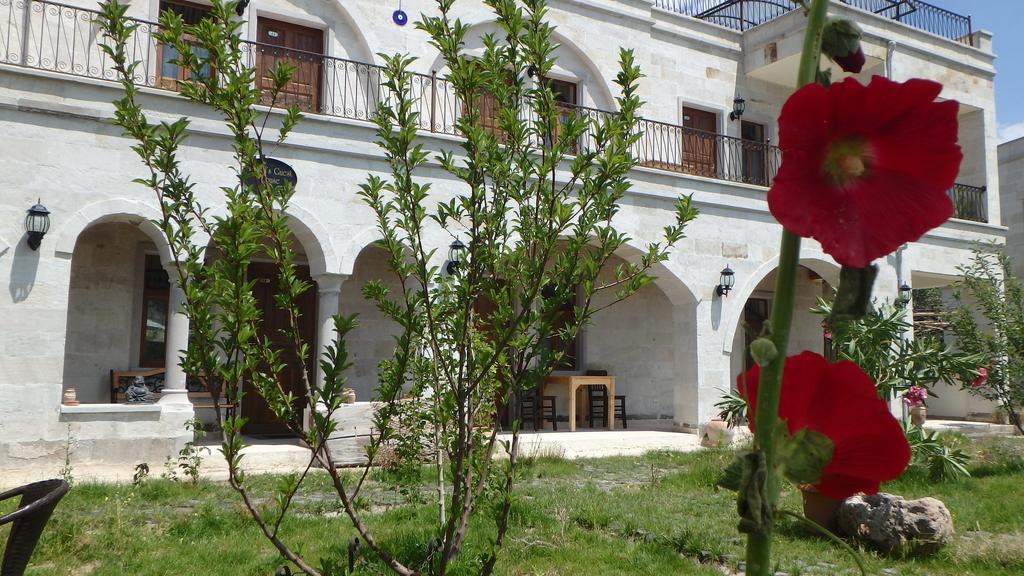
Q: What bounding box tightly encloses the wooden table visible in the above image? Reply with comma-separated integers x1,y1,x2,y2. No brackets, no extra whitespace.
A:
543,375,615,432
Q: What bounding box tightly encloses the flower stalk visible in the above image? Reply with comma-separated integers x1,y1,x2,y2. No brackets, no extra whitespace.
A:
744,0,830,573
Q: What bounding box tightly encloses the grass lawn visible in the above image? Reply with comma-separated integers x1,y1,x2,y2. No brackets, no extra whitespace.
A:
10,436,1024,575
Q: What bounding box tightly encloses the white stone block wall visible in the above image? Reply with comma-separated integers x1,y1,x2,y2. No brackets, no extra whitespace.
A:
0,0,1010,471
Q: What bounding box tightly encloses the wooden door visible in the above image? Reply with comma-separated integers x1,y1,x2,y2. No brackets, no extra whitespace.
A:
242,263,317,436
741,121,767,186
256,18,324,113
682,107,718,178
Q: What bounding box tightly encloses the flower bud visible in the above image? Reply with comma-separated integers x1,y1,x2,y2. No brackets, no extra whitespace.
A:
749,337,778,367
822,18,865,74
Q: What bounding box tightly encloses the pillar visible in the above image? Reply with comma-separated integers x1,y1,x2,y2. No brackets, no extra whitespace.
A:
309,273,347,424
159,263,192,406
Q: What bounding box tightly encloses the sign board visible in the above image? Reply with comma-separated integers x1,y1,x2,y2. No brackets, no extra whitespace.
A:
244,158,297,189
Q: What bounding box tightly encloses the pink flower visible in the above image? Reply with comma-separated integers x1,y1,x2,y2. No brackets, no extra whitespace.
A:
972,367,988,388
902,385,928,407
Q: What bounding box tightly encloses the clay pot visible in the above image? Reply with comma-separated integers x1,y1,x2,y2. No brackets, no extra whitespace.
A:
699,419,734,448
340,388,356,404
62,387,79,406
909,405,927,427
801,485,842,534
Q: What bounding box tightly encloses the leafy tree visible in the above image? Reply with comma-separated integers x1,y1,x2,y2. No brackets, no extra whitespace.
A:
99,0,695,574
815,298,981,402
948,246,1024,435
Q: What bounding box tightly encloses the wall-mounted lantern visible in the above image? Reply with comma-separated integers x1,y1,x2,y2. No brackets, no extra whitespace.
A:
234,0,250,16
729,95,746,121
25,199,50,251
898,282,912,306
715,266,735,297
446,239,466,275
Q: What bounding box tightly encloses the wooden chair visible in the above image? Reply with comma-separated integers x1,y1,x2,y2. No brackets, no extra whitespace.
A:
0,479,69,576
520,390,557,431
586,385,627,429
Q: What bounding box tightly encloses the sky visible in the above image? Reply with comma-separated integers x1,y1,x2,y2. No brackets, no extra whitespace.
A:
936,1,1024,143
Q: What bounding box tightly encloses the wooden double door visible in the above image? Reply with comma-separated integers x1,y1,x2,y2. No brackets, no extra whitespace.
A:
242,263,317,436
256,18,325,113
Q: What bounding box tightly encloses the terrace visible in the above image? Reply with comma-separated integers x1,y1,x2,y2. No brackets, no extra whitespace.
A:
653,0,974,45
0,0,987,221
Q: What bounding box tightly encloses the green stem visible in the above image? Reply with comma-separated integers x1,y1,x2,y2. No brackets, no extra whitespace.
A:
743,1,830,575
778,510,868,576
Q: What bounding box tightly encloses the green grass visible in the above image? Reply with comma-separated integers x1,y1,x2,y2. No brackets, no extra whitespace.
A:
9,438,1024,575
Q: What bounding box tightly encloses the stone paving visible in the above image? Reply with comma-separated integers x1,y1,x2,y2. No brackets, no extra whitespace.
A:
1,419,1016,488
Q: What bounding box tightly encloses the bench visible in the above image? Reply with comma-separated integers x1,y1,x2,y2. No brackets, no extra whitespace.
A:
109,368,236,417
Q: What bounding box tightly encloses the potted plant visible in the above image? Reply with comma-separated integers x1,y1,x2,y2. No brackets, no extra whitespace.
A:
903,385,928,426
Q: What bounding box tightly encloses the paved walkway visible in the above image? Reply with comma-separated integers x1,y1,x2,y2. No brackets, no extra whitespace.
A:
503,429,703,459
3,419,1017,487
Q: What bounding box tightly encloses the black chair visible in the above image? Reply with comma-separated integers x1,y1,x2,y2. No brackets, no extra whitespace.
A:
520,390,557,431
587,385,627,429
1,479,69,576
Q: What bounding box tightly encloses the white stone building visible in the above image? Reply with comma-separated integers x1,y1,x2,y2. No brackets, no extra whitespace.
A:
0,0,1007,474
999,137,1024,271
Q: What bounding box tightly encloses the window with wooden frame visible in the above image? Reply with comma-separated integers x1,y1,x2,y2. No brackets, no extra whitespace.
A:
157,0,213,91
139,254,170,368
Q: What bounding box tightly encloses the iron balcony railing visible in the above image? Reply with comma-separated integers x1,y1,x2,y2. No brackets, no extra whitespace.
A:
654,0,973,46
947,183,987,223
0,0,984,210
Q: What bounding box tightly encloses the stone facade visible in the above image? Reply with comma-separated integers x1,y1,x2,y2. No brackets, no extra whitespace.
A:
0,0,1007,473
999,137,1024,274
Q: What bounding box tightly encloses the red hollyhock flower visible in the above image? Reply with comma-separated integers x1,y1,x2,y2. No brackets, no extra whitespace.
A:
738,351,911,499
768,76,962,268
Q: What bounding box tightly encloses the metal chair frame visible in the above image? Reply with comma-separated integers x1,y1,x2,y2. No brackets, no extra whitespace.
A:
0,479,69,576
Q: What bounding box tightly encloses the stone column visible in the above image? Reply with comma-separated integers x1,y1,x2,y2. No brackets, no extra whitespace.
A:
159,264,192,406
308,274,348,429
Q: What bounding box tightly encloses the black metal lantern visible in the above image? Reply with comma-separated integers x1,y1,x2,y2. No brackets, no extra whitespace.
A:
446,239,466,275
898,282,912,306
729,95,746,121
25,199,50,251
715,266,735,297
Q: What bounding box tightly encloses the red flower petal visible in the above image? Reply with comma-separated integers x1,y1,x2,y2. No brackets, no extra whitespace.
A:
737,352,911,499
768,76,962,268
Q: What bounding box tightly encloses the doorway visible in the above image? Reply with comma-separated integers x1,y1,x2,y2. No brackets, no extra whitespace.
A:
242,262,317,436
682,107,718,178
256,18,325,113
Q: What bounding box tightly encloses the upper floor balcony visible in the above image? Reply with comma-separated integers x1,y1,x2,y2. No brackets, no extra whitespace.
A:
0,0,989,223
654,0,974,45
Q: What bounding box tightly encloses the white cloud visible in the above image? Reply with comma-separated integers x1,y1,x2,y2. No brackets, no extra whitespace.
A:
998,121,1024,144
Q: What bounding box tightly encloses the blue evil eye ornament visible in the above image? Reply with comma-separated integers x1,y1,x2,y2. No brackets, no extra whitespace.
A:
392,9,408,26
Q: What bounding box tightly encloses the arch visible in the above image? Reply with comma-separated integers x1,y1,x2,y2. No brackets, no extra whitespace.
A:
53,198,172,264
615,239,699,308
721,253,840,354
424,19,618,111
338,227,385,276
323,1,376,65
283,203,339,277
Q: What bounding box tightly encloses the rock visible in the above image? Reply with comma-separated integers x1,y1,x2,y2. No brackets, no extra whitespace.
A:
837,492,953,555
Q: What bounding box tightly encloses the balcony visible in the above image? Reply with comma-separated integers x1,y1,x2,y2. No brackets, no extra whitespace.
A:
0,0,987,222
947,183,987,223
654,0,974,46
